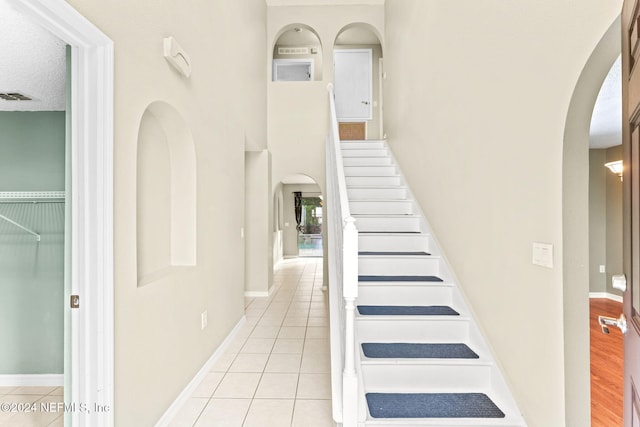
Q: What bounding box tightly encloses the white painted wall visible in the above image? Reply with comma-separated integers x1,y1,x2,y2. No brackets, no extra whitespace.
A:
383,1,621,426
63,0,266,425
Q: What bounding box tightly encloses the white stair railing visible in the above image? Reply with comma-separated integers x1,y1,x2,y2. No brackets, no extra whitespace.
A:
326,83,359,427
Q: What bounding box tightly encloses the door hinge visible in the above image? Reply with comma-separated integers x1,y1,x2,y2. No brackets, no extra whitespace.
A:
70,295,80,309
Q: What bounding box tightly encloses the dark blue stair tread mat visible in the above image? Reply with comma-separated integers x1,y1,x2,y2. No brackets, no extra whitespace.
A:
357,305,459,316
359,275,443,282
362,343,478,359
359,251,431,256
366,393,505,419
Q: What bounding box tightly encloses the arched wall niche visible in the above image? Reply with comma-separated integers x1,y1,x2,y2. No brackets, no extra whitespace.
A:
272,23,324,81
137,101,197,285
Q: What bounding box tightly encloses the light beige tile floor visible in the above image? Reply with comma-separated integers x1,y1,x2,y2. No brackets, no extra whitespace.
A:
0,258,331,427
169,257,334,427
0,386,64,427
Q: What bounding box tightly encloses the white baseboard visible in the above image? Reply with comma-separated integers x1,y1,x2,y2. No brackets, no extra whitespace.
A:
245,283,275,298
244,290,269,298
589,292,623,303
0,374,64,387
154,316,247,427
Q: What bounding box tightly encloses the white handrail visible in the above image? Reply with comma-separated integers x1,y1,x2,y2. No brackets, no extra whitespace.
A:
326,83,359,426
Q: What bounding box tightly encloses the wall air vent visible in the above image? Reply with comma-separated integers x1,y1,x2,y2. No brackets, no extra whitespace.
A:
0,92,32,101
277,47,310,55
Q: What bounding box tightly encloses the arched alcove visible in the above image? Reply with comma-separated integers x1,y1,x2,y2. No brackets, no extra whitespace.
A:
333,23,384,140
272,24,323,81
137,101,196,285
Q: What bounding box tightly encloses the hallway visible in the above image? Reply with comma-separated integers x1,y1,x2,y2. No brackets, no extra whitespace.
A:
168,257,333,426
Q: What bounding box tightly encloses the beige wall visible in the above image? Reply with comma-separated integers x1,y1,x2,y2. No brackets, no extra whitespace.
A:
589,146,624,296
589,149,608,293
606,145,624,295
384,1,621,426
64,0,266,425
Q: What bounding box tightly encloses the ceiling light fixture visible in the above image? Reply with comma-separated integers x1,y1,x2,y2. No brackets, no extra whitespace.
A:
605,160,623,181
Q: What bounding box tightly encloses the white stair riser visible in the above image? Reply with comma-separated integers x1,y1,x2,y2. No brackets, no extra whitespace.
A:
348,188,407,200
341,141,385,149
358,233,431,253
342,148,388,157
343,157,393,166
344,166,397,176
357,284,453,307
346,176,402,187
355,216,421,233
350,200,414,215
359,256,440,276
346,176,401,187
361,364,492,392
357,318,470,343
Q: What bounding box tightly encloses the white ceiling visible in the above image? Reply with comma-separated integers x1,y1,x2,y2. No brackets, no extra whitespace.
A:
589,56,622,149
0,0,66,111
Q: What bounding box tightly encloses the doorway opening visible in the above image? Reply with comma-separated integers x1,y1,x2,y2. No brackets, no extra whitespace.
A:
333,24,384,140
6,1,115,426
277,174,324,260
295,193,323,257
563,14,621,426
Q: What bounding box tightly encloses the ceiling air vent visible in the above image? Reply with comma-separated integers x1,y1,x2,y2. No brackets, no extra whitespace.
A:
0,92,32,101
277,47,310,55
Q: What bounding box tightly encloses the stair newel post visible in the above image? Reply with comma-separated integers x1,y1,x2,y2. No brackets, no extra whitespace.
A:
342,216,359,426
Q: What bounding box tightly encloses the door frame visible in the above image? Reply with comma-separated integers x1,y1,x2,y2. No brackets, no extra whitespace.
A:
334,48,373,122
10,0,115,425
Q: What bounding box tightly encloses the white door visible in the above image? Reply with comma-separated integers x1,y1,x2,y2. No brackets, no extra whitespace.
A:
334,49,372,121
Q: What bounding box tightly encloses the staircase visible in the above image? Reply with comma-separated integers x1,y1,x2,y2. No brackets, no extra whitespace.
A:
341,139,527,426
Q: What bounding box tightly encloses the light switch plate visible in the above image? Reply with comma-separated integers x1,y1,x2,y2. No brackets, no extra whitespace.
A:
533,242,553,268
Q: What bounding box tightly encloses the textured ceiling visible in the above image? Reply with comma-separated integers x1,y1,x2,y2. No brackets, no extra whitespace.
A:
0,0,66,111
590,56,621,149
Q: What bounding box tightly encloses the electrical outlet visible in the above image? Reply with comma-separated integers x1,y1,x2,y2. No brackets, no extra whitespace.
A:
599,265,606,273
201,311,208,330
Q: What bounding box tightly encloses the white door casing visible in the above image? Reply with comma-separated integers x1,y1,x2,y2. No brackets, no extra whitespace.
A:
9,1,115,426
334,49,372,122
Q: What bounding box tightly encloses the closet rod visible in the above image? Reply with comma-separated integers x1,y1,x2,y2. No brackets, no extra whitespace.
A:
0,213,40,241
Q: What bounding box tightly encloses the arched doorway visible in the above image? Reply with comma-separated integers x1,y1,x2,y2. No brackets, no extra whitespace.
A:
333,24,384,140
562,15,621,426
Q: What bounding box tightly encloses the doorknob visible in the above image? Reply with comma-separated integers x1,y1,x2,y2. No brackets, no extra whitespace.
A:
598,313,628,334
361,101,370,105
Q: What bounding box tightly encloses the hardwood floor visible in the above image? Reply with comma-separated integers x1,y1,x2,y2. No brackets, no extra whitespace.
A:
591,298,623,427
